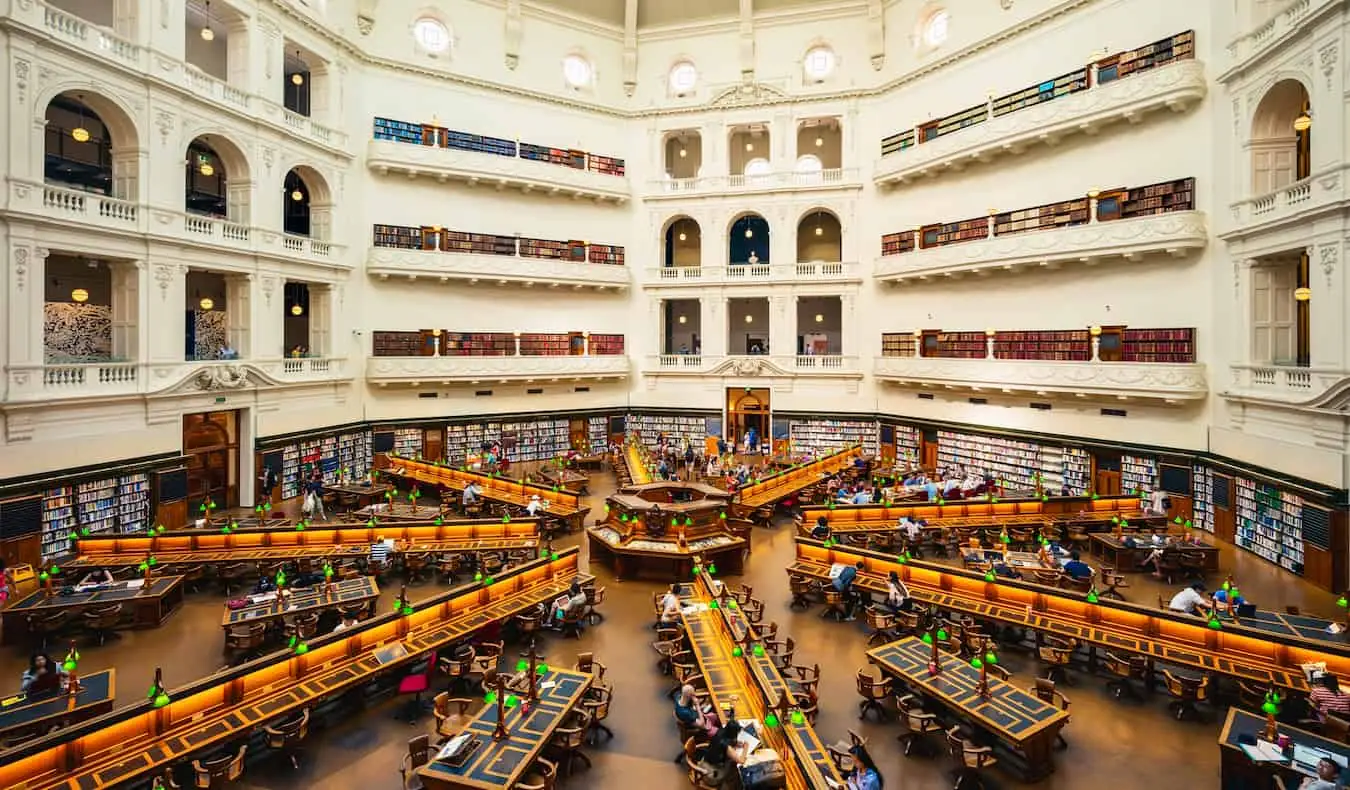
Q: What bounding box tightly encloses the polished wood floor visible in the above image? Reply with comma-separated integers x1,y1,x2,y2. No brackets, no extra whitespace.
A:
3,464,1340,789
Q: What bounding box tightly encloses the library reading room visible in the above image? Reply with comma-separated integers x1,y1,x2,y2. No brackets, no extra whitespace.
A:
2,1,1349,789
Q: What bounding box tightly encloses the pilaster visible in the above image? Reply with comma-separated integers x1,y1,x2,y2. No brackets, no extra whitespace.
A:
226,274,252,358
149,264,185,363
770,295,795,356
703,298,726,357
110,261,141,360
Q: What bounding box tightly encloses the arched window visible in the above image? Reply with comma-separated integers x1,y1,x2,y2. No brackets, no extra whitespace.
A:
795,155,823,173
743,157,772,181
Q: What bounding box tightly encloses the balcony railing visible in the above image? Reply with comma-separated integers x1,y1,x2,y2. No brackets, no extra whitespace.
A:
1223,0,1326,78
367,247,629,290
646,168,861,198
873,356,1208,402
645,354,862,377
8,180,349,267
1225,167,1347,238
366,140,629,203
1226,364,1349,405
365,354,631,385
645,262,861,287
4,359,348,402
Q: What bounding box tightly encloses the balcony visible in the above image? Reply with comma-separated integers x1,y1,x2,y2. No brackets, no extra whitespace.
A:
644,261,863,288
3,359,350,404
366,140,630,203
876,212,1207,283
873,356,1208,402
645,168,863,200
1221,0,1331,81
1225,364,1350,407
645,355,863,380
368,247,629,291
365,354,631,387
16,2,347,153
1223,167,1349,246
874,60,1207,188
6,180,349,268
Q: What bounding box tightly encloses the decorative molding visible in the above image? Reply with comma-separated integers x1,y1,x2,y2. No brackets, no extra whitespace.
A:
365,354,631,385
877,212,1207,283
367,248,631,291
1320,242,1339,288
504,0,522,70
707,81,790,109
154,110,173,146
875,60,1207,187
645,354,863,380
1319,41,1339,89
260,276,278,304
365,140,630,203
13,247,29,291
14,58,29,105
153,264,177,297
356,14,374,34
873,357,1208,402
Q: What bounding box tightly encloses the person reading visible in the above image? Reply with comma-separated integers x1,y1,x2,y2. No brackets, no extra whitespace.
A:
834,561,864,621
658,583,682,625
1061,551,1093,581
1310,674,1350,719
846,742,885,790
674,684,719,736
1168,581,1211,616
21,653,67,695
78,567,115,586
810,517,831,541
697,719,748,787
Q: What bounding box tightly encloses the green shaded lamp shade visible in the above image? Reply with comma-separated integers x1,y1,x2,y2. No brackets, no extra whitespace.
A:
1338,594,1349,608
484,690,498,704
921,632,933,645
764,713,779,728
708,563,717,575
936,629,948,642
752,644,765,657
970,657,983,669
474,572,484,582
536,664,548,675
984,570,996,582
517,659,529,672
505,694,520,708
732,646,743,658
708,600,719,610
984,652,998,665
153,692,171,708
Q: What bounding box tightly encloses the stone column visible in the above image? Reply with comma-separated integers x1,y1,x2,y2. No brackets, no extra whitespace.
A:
840,294,856,357
1233,257,1254,365
148,263,185,363
770,295,795,358
226,18,254,96
7,245,47,367
110,261,141,361
226,274,252,358
702,122,719,179
773,111,792,171
1310,242,1343,369
703,298,726,358
310,283,332,357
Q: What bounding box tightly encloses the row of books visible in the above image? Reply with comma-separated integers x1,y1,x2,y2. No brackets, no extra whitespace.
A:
278,431,373,499
372,117,625,176
1234,477,1304,574
789,419,879,457
627,414,708,447
371,224,624,264
879,327,1197,365
40,473,153,560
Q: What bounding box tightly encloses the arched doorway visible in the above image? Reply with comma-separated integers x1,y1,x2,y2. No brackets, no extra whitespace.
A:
663,216,701,268
1249,79,1311,195
797,209,842,262
185,134,251,221
183,410,240,513
283,165,333,238
284,169,312,235
43,91,139,197
726,387,771,454
729,213,770,265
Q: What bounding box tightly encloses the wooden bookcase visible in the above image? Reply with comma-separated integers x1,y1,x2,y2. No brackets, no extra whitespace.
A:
520,143,586,169
441,230,517,256
519,333,571,356
920,217,988,248
933,332,987,359
992,67,1091,118
881,333,916,358
443,333,516,356
589,334,625,355
371,331,432,357
1121,328,1196,363
993,330,1091,361
372,224,422,249
1096,30,1196,85
881,129,916,156
881,232,916,256
587,153,626,177
919,103,988,143
588,244,625,265
994,197,1089,236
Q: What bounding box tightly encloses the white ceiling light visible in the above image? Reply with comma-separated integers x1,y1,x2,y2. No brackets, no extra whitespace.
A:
803,45,836,80
562,54,592,88
200,1,214,40
815,137,823,147
678,232,686,241
744,228,753,238
669,61,697,94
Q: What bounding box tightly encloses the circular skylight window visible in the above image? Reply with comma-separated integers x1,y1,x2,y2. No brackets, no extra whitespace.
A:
923,9,950,47
412,18,450,53
563,54,593,88
669,61,698,93
803,46,836,80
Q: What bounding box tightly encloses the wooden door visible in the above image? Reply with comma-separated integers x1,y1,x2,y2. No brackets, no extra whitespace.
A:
1251,265,1296,364
1214,474,1236,544
424,428,444,463
921,441,938,471
1095,470,1121,496
569,418,588,451
1251,141,1296,195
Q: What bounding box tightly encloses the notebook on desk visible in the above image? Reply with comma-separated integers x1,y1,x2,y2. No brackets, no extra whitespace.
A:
1293,744,1349,775
374,642,410,666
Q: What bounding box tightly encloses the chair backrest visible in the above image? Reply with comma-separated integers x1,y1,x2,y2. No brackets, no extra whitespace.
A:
419,650,439,681
1033,678,1057,704
408,734,430,769
1325,714,1350,742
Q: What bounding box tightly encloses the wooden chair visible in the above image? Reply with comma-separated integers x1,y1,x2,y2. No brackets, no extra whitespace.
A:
826,730,867,774
439,644,477,694
192,744,247,789
985,663,1011,682
897,696,942,757
216,563,253,595
263,708,309,770
558,607,584,639
1031,679,1070,749
821,589,847,621
1099,566,1130,600
546,709,591,777
1162,669,1210,722
398,735,430,790
765,635,796,672
1323,714,1350,744
1031,568,1065,588
512,757,558,790
581,685,613,744
1037,636,1077,685
946,726,997,789
683,737,720,789
26,611,69,651
432,693,475,739
788,575,817,610
731,584,754,604
856,667,893,721
741,597,765,625
583,586,606,624
285,612,320,641
787,663,821,698
652,627,684,675
223,622,268,663
403,553,429,584
574,652,608,685
1062,574,1093,595
1103,652,1147,701
514,606,546,645
81,603,123,646
864,606,898,647
473,641,504,682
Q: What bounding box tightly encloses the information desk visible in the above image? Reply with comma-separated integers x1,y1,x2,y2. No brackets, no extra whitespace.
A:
537,466,588,494
2,577,185,646
1218,708,1350,790
680,571,846,789
0,549,591,790
1090,533,1220,573
385,459,589,528
416,669,592,790
736,445,863,511
869,638,1068,779
587,526,745,581
221,576,380,629
324,481,393,507
789,539,1350,691
0,670,115,740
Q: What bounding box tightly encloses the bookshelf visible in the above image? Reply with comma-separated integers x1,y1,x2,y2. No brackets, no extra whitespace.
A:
892,423,921,465
75,478,119,539
589,334,625,355
933,332,987,359
441,129,517,157
520,143,586,169
372,117,422,145
921,217,988,248
280,445,302,499
992,67,1091,117
1039,445,1066,493
373,224,423,249
936,431,1047,491
1062,447,1091,495
919,103,988,143
1096,30,1195,85
41,485,76,561
1235,477,1304,573
993,197,1090,237
334,431,373,482
881,232,916,257
1099,177,1196,221
441,230,517,256
881,129,916,157
443,423,485,465
500,418,570,461
392,429,423,457
587,417,609,451
518,333,571,356
1192,464,1214,533
587,153,626,177
444,333,516,356
1121,454,1157,496
1121,328,1195,363
519,238,577,260
117,473,151,532
881,333,917,358
627,414,707,447
588,244,625,265
372,331,427,357
790,419,878,457
993,330,1091,361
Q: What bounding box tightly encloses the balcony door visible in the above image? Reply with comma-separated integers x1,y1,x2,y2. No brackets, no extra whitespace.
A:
726,387,770,454
183,410,240,513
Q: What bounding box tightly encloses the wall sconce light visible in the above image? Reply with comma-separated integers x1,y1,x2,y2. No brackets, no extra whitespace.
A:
744,315,754,323
1089,325,1102,337
814,314,824,323
432,329,441,337
1294,286,1312,301
70,288,89,303
678,315,687,324
513,330,522,337
199,297,214,311
1294,111,1312,132
290,304,303,316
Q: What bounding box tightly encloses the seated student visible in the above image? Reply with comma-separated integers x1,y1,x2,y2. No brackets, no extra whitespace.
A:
810,517,832,541
852,488,872,505
1168,581,1211,616
884,570,910,613
1279,757,1343,790
697,719,748,787
847,742,885,790
21,653,67,694
78,567,115,586
658,583,682,625
1139,538,1179,577
526,494,544,516
548,582,588,626
1211,587,1246,610
674,684,719,736
834,560,865,622
1310,674,1350,719
1061,551,1094,581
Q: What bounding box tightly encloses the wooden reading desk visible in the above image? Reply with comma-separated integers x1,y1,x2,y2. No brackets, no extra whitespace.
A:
0,670,115,741
1090,533,1220,573
1218,707,1350,790
679,570,846,789
2,577,185,646
802,494,1163,538
619,442,654,486
736,445,863,511
536,466,588,494
384,459,590,529
789,539,1350,692
416,669,593,790
324,481,393,508
0,550,592,790
220,576,380,629
869,637,1068,779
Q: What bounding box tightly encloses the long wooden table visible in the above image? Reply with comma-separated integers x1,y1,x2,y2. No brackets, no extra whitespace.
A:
0,550,592,790
324,481,393,507
1218,707,1350,790
802,495,1164,536
221,577,380,629
619,442,654,486
537,466,588,494
2,577,186,646
679,571,846,789
1090,533,1220,573
736,445,863,510
789,539,1350,691
416,668,592,790
0,671,115,740
869,637,1068,779
385,459,589,528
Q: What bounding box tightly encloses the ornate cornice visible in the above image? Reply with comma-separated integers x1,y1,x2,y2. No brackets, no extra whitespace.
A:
365,141,630,203
365,355,631,385
367,248,630,290
873,357,1208,402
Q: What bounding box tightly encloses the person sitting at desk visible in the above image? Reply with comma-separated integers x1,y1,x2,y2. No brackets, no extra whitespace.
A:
847,742,885,790
1061,551,1094,581
1212,587,1246,611
527,494,544,516
898,517,921,543
1168,581,1211,617
835,561,864,622
810,517,832,541
1139,538,1180,578
331,610,361,633
852,488,873,505
1276,757,1344,790
674,683,719,736
1310,674,1350,719
658,583,682,625
78,567,115,586
884,570,910,613
461,482,482,508
697,719,748,787
21,653,67,694
548,582,587,627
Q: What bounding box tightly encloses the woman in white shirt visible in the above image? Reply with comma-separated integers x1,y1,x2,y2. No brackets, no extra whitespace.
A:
884,571,909,613
658,583,682,624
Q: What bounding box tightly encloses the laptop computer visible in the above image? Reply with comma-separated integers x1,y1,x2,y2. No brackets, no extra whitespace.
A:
373,642,410,666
